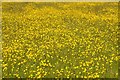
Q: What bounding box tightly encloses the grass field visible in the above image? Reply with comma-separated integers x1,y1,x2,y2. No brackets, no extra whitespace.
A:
2,2,118,78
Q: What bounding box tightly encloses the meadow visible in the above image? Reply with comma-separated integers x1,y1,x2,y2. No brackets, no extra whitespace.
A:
2,2,118,78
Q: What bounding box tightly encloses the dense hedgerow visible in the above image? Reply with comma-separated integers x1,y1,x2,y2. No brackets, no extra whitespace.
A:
2,2,118,78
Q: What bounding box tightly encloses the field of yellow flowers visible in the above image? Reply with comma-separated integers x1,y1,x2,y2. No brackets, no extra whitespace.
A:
2,2,118,78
